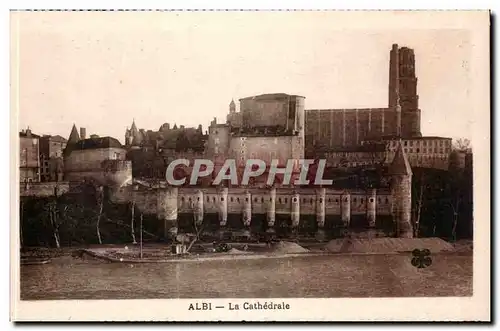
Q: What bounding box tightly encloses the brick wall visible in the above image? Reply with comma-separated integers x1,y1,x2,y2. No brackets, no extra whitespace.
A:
305,108,396,151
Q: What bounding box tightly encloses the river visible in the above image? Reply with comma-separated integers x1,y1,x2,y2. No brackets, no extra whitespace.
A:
20,253,472,300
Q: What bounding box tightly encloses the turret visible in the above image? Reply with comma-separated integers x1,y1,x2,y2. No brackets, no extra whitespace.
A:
229,99,236,114
67,124,80,144
129,119,143,146
125,127,131,146
388,140,413,238
130,119,138,135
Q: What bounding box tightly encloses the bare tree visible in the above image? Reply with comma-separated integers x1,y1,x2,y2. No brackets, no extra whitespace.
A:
450,200,460,242
454,138,471,152
45,201,61,248
413,173,425,238
186,200,204,253
130,200,137,244
96,186,104,244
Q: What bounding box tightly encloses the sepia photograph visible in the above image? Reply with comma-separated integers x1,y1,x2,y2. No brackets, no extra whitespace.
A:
10,9,490,321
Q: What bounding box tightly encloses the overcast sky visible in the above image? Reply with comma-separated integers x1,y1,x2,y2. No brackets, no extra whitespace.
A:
13,11,475,143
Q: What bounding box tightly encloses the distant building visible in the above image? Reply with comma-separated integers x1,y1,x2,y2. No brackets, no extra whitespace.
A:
64,124,132,186
19,127,40,182
39,135,67,182
318,136,452,170
379,136,452,170
124,120,207,179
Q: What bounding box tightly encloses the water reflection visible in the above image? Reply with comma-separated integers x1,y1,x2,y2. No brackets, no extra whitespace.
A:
21,254,472,300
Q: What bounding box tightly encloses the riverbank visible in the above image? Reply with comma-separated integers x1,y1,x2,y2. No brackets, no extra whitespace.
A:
20,238,473,264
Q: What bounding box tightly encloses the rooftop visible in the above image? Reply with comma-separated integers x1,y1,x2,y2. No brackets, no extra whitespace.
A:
388,141,412,176
19,130,40,138
239,93,305,101
305,108,389,113
41,134,67,143
377,135,452,141
64,136,123,156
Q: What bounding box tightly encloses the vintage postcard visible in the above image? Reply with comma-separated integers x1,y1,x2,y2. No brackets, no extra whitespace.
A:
10,10,490,322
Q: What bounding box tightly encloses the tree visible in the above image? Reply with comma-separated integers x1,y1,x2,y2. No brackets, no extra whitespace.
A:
130,200,137,244
184,200,205,253
411,170,427,238
45,200,61,248
96,186,104,244
454,138,471,152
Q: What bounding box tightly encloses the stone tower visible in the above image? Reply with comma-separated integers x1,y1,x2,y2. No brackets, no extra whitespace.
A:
388,140,413,238
128,119,143,147
388,44,422,138
67,124,80,144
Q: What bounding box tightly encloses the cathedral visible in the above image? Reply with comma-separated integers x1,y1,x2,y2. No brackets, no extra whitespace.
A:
304,44,422,154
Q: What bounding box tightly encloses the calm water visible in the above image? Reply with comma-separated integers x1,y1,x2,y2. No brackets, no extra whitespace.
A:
21,254,472,300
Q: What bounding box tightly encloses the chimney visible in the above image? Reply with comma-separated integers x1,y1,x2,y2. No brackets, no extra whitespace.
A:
26,127,32,137
80,127,86,140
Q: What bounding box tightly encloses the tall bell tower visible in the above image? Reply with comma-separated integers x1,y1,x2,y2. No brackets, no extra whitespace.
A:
389,44,422,137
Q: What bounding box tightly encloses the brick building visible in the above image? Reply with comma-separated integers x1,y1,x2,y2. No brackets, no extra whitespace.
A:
19,127,40,182
305,44,422,153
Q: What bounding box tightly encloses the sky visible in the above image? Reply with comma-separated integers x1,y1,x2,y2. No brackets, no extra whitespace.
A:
12,11,476,144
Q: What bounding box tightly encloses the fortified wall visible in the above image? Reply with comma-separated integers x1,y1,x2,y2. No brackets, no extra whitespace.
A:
110,185,394,235
110,141,414,238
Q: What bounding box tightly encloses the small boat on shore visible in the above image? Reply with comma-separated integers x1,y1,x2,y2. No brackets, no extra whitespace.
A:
21,257,51,265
